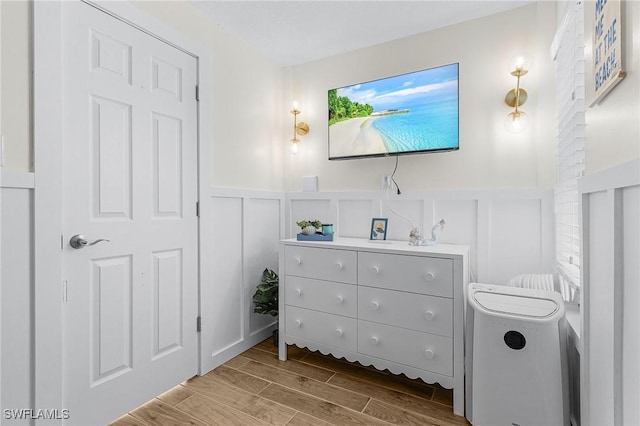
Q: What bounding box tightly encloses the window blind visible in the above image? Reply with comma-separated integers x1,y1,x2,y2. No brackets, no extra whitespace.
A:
551,1,585,299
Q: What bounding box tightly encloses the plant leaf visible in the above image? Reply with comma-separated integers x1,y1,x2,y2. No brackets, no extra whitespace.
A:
252,268,279,317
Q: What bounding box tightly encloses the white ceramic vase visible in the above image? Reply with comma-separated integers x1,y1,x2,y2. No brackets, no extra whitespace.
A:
300,226,317,235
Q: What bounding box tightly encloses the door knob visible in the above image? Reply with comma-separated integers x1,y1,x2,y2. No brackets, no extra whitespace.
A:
70,234,110,249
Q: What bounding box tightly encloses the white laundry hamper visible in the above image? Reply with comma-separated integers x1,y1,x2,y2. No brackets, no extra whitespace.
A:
465,283,569,426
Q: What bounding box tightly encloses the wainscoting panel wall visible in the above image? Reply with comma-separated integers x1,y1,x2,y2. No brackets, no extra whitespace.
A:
433,199,478,279
200,189,284,372
286,189,554,285
382,199,425,242
337,199,375,239
488,199,544,284
0,171,34,425
290,199,332,230
580,159,640,426
245,197,282,335
622,185,640,426
0,180,556,416
209,196,244,352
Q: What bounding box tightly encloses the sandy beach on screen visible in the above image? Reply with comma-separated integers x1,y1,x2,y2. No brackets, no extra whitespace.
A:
329,117,388,158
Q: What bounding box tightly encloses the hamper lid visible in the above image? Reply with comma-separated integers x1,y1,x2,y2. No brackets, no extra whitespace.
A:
473,291,559,318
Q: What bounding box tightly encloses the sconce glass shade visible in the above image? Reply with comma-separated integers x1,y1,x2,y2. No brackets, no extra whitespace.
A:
504,110,529,134
508,55,532,76
291,140,299,154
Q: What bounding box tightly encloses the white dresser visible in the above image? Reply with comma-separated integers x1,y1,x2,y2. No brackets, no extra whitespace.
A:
278,237,469,416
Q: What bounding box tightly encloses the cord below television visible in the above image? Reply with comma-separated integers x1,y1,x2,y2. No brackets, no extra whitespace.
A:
385,156,445,246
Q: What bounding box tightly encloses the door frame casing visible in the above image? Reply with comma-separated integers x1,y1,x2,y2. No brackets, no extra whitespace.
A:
33,1,212,421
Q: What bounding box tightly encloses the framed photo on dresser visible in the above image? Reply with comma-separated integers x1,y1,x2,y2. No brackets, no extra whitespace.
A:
370,218,388,240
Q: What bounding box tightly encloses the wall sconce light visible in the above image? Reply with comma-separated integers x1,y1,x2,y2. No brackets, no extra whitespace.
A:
504,55,531,134
290,101,309,154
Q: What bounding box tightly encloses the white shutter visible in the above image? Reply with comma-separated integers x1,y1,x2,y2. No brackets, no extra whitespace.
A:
551,1,585,299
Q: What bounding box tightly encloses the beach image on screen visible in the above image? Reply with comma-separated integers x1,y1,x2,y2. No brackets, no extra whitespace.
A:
328,63,459,159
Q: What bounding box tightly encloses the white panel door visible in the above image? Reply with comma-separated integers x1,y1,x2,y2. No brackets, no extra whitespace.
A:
61,3,198,425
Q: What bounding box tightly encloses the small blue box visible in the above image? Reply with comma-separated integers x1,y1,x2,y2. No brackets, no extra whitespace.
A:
296,233,333,241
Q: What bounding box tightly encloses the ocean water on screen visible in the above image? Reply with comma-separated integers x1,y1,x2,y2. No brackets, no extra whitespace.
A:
372,99,458,153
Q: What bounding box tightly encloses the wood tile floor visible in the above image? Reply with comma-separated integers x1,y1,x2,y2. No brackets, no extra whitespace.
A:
110,338,469,426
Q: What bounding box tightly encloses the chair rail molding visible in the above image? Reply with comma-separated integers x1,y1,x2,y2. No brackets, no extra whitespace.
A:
0,170,35,189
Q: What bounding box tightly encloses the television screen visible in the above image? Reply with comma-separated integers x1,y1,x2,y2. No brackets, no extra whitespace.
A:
328,63,459,160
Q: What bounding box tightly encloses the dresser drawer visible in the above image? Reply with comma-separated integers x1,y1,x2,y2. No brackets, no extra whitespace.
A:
358,252,453,297
285,246,357,284
358,320,453,376
358,286,453,337
285,306,357,352
285,276,357,317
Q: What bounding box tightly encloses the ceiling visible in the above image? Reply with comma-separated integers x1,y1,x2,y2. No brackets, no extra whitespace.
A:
190,0,534,66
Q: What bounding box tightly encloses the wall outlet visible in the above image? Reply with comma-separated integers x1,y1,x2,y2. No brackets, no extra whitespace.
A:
382,174,392,190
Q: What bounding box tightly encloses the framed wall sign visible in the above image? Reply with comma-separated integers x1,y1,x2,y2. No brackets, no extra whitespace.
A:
591,0,626,105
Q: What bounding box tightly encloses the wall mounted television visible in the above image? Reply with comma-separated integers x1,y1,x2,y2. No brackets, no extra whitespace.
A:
328,62,459,160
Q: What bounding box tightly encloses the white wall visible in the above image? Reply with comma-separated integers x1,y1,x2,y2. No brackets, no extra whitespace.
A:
5,0,636,421
131,1,285,191
1,1,285,420
0,0,285,191
286,3,557,192
575,2,640,424
0,1,32,172
580,159,639,426
0,172,34,426
583,0,640,175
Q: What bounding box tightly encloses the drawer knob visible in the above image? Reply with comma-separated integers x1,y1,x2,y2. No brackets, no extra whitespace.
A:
295,257,302,265
369,336,379,345
336,261,344,270
295,320,302,328
296,288,302,296
424,272,436,281
371,266,380,274
424,310,435,321
369,301,380,311
336,295,344,304
424,349,435,359
334,329,343,337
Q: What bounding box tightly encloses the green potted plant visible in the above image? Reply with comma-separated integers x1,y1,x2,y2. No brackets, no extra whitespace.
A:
252,268,279,345
296,219,322,235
